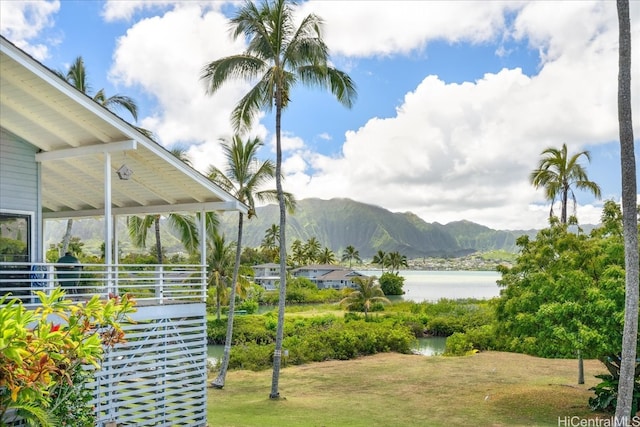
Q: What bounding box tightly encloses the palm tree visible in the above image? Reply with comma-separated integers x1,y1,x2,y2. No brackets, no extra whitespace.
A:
261,224,280,262
201,0,356,399
55,56,141,254
615,0,638,421
372,250,388,273
207,232,236,320
304,237,322,264
386,251,408,274
530,143,602,224
340,276,390,318
206,134,295,389
127,148,204,263
290,239,306,267
318,247,336,265
341,245,361,269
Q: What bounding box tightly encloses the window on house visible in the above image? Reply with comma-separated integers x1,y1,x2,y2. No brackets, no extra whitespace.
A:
0,213,30,262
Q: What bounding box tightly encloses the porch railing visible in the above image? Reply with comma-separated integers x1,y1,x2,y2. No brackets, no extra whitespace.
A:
0,262,207,308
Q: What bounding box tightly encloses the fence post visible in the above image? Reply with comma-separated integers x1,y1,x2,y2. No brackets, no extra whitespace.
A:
156,265,164,304
201,265,207,302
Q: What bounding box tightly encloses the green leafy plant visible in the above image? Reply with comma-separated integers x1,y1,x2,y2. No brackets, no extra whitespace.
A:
444,332,476,356
589,374,640,414
379,272,405,295
589,355,640,414
0,288,136,426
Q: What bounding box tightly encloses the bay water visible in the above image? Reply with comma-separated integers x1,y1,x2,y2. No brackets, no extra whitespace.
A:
358,269,502,302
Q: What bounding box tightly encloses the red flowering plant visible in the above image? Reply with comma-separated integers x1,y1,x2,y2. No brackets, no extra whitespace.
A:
0,288,136,426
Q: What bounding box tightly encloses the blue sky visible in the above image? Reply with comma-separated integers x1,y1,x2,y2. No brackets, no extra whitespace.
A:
1,0,638,230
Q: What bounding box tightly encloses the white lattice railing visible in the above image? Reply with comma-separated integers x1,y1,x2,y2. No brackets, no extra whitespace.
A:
92,311,208,426
0,262,207,307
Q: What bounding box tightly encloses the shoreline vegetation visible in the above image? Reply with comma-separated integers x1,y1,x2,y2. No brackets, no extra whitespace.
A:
405,252,514,271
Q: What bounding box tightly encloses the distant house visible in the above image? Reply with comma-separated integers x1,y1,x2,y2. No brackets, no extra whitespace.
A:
252,262,280,290
291,264,367,290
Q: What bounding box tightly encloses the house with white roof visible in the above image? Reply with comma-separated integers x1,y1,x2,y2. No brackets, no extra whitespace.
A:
291,264,368,290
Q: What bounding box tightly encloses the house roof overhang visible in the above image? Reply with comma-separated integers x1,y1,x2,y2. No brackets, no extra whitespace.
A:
0,36,248,219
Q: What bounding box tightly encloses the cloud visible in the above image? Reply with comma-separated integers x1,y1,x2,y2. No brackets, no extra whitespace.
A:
102,0,218,23
268,132,305,154
108,3,270,173
299,1,523,57
0,0,60,60
278,0,639,230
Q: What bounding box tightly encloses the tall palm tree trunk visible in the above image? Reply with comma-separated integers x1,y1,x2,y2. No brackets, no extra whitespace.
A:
270,101,287,399
561,186,569,224
212,213,244,388
154,215,163,264
615,0,638,422
61,219,73,254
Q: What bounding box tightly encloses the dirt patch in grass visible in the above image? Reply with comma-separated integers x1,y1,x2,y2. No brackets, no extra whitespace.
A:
208,351,607,427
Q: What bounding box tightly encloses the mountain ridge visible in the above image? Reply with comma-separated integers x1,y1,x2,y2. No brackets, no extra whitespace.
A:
217,198,537,258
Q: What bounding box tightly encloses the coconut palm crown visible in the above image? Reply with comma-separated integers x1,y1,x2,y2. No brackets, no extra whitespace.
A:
530,143,601,224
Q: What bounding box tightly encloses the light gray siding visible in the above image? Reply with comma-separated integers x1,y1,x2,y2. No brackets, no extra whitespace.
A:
0,129,38,213
0,128,42,260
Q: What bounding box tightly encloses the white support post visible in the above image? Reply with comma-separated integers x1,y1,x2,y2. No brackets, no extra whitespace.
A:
199,209,207,302
46,264,54,296
113,214,119,296
103,151,114,422
104,152,112,265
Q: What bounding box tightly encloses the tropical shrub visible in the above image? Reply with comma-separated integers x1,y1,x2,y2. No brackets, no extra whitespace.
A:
0,289,135,426
207,316,276,345
589,355,640,414
424,301,495,337
444,332,475,356
221,313,415,370
228,343,275,371
235,299,259,314
261,285,342,305
463,324,497,351
379,272,405,295
589,374,640,414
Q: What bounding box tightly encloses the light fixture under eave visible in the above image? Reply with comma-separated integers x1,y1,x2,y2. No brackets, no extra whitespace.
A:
116,164,133,180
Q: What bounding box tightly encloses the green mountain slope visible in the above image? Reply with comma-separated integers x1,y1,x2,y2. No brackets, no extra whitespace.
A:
433,220,538,253
218,198,512,259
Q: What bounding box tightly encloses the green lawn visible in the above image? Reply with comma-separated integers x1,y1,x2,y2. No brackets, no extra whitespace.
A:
207,351,608,427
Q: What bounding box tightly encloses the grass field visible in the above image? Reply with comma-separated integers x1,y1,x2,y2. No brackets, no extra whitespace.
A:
207,351,609,427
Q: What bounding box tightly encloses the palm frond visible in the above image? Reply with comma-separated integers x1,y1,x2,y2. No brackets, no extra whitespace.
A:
167,214,199,255
101,94,138,121
127,215,156,249
231,77,273,132
170,146,193,167
66,56,90,93
201,55,266,94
